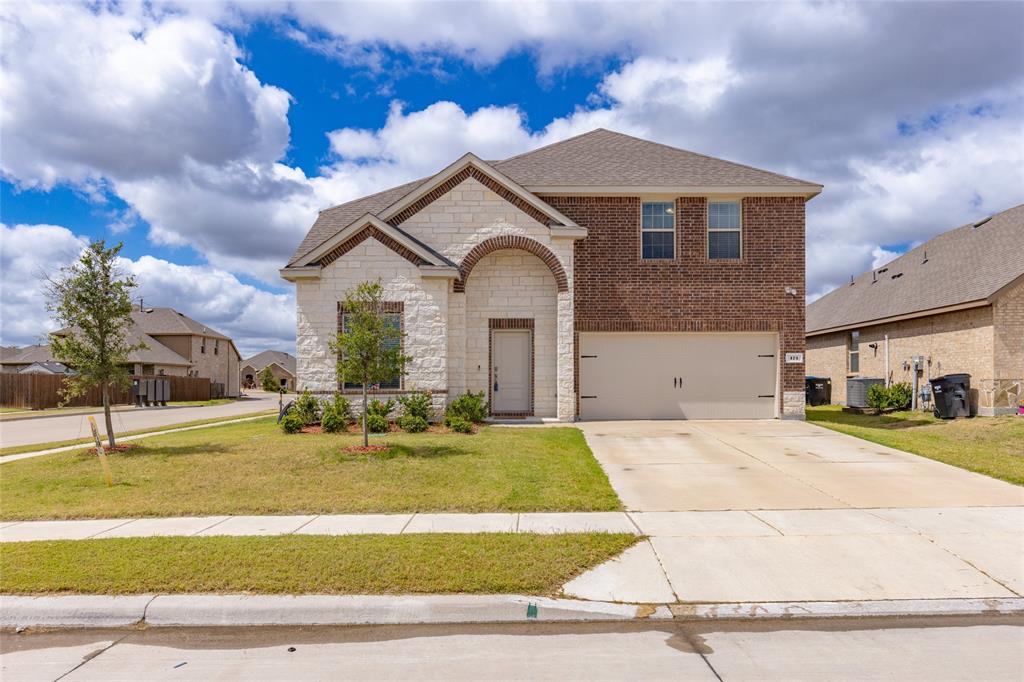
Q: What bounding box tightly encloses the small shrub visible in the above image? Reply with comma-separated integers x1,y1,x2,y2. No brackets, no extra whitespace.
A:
366,398,395,419
445,415,473,433
397,392,432,421
446,391,487,424
321,395,353,433
397,414,429,433
866,383,889,410
887,382,913,410
280,412,304,434
293,389,321,425
367,413,390,433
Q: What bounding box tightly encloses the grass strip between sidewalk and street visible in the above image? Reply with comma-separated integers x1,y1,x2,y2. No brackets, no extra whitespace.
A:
0,533,638,596
806,405,1024,485
1,420,621,519
0,398,240,422
0,410,277,457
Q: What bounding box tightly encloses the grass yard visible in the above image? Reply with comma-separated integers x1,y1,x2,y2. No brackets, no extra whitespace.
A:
0,419,621,519
0,411,277,456
0,533,637,595
0,398,240,422
807,405,1024,485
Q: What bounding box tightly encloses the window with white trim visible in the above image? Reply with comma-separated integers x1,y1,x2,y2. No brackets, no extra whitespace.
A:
641,201,675,259
708,201,741,260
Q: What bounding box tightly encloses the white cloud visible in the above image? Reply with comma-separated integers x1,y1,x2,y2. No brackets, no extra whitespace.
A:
0,224,295,356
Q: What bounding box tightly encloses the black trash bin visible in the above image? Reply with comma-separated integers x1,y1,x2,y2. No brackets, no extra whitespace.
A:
805,376,832,406
930,373,971,419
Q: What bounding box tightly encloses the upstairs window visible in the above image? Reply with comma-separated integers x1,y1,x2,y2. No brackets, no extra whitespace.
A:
339,308,403,390
200,338,206,354
848,330,860,373
708,201,742,260
641,201,675,259
214,339,219,356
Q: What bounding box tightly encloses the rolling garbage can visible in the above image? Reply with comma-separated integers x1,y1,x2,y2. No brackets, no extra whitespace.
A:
805,376,832,406
930,373,971,419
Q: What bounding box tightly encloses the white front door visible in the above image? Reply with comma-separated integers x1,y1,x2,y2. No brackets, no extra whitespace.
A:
492,329,532,414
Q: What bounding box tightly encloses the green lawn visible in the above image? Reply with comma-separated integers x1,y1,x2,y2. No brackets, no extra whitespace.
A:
0,419,621,519
807,405,1024,485
0,398,240,422
0,533,637,595
0,411,277,456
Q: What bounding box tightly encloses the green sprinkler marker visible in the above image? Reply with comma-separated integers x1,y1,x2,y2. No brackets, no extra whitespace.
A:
526,602,538,619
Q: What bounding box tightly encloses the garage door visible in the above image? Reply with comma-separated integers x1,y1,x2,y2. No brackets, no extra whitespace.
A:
579,333,778,420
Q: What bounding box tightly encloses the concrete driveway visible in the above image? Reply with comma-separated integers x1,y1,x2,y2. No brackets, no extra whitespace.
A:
0,392,280,449
569,420,1024,604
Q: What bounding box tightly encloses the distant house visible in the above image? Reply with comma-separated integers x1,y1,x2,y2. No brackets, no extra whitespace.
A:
241,350,296,391
2,307,243,397
806,205,1024,415
18,361,75,375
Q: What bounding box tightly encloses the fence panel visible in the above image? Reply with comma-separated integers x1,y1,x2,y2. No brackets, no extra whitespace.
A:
0,373,213,409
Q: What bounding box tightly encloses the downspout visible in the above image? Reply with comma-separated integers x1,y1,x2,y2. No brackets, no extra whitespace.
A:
884,335,890,387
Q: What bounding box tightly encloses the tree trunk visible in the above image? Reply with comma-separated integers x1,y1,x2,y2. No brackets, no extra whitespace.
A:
362,382,368,447
102,381,116,448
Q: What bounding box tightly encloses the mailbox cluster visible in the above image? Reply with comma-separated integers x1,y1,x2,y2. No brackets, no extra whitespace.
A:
133,378,170,407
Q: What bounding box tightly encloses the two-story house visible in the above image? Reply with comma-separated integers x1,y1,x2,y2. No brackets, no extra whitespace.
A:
282,129,820,420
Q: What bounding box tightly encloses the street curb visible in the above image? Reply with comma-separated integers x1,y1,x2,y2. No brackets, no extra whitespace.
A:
3,595,1020,629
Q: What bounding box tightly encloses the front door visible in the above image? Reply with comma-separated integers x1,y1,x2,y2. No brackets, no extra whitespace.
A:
491,329,532,414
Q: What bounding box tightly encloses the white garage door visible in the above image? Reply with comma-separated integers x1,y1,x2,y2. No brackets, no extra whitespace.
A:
579,333,778,420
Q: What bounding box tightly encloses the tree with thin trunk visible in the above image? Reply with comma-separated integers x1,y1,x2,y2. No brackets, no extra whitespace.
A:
259,366,278,392
330,281,410,447
46,241,143,448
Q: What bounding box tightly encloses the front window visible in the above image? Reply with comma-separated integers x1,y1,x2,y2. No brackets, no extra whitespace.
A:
708,201,742,259
641,201,675,259
339,309,402,390
848,330,860,373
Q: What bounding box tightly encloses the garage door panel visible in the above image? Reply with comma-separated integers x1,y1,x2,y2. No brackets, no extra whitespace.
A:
580,333,778,420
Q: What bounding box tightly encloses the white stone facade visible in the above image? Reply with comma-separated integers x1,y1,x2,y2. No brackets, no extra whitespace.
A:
294,177,576,420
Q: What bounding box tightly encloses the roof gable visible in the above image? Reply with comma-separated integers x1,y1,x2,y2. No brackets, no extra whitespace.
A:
242,350,297,375
807,204,1024,334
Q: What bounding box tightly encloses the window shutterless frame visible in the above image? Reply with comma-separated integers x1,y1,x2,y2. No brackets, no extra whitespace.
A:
848,330,860,374
707,200,742,260
339,309,403,390
640,201,676,260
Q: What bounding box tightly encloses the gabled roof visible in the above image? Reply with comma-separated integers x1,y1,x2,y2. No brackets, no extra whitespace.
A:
18,361,74,375
133,307,231,341
1,329,192,368
285,128,819,272
0,344,53,365
241,350,297,376
494,129,822,192
807,204,1024,335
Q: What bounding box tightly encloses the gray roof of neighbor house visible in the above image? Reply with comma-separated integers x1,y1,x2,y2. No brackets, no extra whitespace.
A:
0,329,193,368
132,307,231,341
807,204,1024,335
18,361,74,375
288,128,822,266
241,350,297,376
0,344,53,365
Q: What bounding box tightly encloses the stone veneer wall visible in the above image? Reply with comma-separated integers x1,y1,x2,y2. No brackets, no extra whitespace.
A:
464,250,559,417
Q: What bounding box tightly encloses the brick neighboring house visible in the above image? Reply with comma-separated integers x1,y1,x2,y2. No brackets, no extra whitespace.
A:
282,129,821,420
806,204,1024,415
5,307,243,397
241,350,296,391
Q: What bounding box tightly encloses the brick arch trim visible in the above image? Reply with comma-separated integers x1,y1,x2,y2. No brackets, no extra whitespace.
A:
455,235,568,293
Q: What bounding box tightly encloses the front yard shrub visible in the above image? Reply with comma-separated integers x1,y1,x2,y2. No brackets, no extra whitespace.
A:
366,398,395,419
397,414,429,433
445,416,473,433
293,389,321,425
367,413,390,433
397,392,433,421
866,383,888,410
321,395,353,433
447,391,487,424
280,412,304,434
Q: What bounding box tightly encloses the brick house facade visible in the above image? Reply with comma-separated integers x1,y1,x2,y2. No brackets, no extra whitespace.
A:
806,205,1023,416
284,129,820,420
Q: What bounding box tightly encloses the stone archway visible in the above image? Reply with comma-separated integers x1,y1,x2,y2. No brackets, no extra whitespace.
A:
454,235,568,293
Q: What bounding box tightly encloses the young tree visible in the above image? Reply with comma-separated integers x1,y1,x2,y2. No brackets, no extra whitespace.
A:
46,241,143,448
330,281,410,446
259,366,279,392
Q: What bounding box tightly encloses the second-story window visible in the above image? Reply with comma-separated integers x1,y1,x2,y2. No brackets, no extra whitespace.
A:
708,201,742,260
214,339,219,356
200,338,206,354
641,201,675,259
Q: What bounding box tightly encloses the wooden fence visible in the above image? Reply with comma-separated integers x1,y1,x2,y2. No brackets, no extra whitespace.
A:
0,374,213,410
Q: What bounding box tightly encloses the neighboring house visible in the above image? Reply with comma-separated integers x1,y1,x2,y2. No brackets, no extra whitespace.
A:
282,129,820,420
806,205,1024,415
241,350,297,391
18,361,74,375
3,307,242,397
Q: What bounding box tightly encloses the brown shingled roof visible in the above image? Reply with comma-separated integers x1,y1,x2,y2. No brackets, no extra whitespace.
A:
287,128,821,268
806,204,1024,334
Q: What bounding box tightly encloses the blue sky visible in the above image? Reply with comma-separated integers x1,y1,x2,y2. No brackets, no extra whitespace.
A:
2,2,1022,355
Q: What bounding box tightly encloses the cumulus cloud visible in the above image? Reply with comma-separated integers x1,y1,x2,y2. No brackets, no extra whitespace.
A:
0,224,295,356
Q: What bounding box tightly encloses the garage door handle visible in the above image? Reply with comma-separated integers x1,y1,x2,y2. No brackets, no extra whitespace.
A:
581,395,597,399
581,355,598,359
758,354,775,358
758,394,775,398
